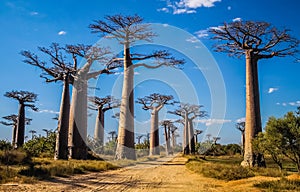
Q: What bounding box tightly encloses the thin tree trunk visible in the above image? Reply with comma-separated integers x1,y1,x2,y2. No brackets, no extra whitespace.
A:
54,78,70,160
94,108,104,144
188,119,196,154
241,50,265,167
12,125,17,148
115,43,136,160
167,127,172,155
183,113,189,155
16,103,25,148
149,109,160,156
163,124,169,155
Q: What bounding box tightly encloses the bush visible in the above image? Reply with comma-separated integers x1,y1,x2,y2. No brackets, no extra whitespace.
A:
23,132,56,157
20,159,117,179
186,159,255,181
0,140,12,150
254,178,300,191
0,149,31,165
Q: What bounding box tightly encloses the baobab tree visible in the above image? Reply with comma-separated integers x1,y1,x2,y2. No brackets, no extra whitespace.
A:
22,44,78,160
29,130,37,140
194,129,203,144
0,115,32,148
136,135,144,145
236,121,245,155
169,103,206,154
22,43,118,160
137,93,175,156
67,46,119,160
4,91,38,148
210,20,299,167
160,120,174,156
89,96,120,145
108,131,117,142
89,14,184,160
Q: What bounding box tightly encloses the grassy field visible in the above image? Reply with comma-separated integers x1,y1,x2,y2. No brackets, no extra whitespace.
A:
185,155,300,191
0,150,161,184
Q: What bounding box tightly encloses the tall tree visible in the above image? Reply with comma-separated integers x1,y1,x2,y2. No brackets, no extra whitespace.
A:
236,121,245,155
210,20,299,167
160,120,175,156
169,103,206,154
194,129,203,144
108,131,117,142
0,114,32,148
29,130,37,140
22,44,117,160
22,43,77,160
4,91,38,148
89,96,120,145
89,14,184,159
137,93,175,156
67,46,118,160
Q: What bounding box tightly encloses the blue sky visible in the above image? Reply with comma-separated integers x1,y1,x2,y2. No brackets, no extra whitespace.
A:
0,0,300,144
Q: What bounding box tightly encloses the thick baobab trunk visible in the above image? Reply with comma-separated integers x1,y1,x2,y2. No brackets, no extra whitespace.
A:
94,109,104,144
149,109,160,156
68,80,88,160
16,104,25,148
54,77,70,160
183,114,189,155
188,119,196,154
241,50,265,167
115,44,136,160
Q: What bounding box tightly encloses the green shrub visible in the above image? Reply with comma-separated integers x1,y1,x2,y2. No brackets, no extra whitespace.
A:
254,178,300,191
0,166,18,183
20,159,117,179
0,140,12,150
23,132,56,157
0,149,31,165
186,159,255,181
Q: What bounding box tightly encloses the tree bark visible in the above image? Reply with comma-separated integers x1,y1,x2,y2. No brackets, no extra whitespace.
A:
54,77,70,160
12,125,17,148
115,43,136,160
149,109,160,156
94,108,104,144
68,79,88,160
183,113,189,155
188,119,196,154
241,50,265,167
16,103,25,148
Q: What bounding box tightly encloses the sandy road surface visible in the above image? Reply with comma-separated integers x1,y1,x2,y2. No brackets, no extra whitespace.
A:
0,155,278,192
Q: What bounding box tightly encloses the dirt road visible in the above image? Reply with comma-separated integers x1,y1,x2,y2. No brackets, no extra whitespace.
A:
0,155,276,192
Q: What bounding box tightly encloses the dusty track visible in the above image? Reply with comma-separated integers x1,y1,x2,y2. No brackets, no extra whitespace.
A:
0,155,279,192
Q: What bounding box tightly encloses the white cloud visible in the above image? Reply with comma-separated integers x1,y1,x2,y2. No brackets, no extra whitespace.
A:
232,17,242,22
159,0,221,14
157,7,170,13
227,6,231,10
114,72,140,75
268,87,279,94
288,101,300,106
39,109,59,114
181,0,221,8
186,36,199,43
195,29,209,38
162,23,169,27
30,11,39,16
276,101,300,107
58,31,67,35
236,117,245,123
196,118,231,126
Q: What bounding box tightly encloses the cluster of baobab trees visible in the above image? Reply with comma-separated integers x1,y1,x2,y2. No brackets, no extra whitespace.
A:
1,14,299,168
